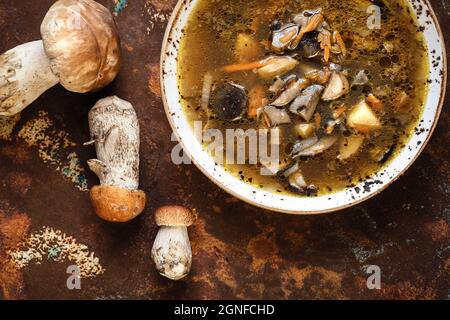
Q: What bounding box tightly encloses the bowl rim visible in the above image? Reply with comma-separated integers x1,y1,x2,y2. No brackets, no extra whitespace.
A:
160,0,447,215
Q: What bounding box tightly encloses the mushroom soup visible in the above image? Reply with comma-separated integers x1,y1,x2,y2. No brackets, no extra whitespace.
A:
177,0,429,196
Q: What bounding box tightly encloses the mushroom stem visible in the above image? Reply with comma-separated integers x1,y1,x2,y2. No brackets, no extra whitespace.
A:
87,96,140,190
0,40,59,116
151,226,192,281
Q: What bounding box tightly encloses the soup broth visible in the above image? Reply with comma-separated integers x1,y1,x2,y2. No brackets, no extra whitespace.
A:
177,0,429,196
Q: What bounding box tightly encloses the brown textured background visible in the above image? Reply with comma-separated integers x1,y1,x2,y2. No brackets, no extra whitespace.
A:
0,0,449,300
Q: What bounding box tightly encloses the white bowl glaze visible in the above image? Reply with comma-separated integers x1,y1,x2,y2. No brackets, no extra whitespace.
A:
161,0,447,214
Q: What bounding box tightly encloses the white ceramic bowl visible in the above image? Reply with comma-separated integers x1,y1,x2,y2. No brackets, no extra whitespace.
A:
161,0,447,214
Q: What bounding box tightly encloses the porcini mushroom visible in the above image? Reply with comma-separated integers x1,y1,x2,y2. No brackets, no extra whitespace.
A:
87,96,146,223
0,0,121,116
151,206,195,280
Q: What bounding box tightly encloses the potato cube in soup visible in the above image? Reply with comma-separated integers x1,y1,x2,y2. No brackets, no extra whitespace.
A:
347,100,382,133
294,123,316,139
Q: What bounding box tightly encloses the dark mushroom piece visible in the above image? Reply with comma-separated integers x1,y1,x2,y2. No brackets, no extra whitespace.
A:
270,20,283,31
210,82,247,121
296,31,321,58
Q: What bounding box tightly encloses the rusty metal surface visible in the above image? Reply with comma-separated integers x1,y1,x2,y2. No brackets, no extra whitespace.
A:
0,0,449,300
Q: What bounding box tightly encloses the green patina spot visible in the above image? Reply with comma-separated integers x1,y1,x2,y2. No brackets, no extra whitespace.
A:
113,0,128,16
61,153,89,192
17,111,88,191
48,246,62,260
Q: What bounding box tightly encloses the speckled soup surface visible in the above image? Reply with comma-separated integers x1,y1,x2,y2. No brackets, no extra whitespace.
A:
0,0,449,300
162,0,446,214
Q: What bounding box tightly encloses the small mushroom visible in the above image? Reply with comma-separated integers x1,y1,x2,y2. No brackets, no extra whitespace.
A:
0,0,121,116
321,72,350,101
210,82,247,121
151,206,195,281
87,96,146,222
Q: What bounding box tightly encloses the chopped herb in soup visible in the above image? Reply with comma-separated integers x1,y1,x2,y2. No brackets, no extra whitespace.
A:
178,0,429,196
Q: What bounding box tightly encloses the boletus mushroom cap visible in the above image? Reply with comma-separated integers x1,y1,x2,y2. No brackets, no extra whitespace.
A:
40,0,121,93
155,206,195,227
90,185,147,223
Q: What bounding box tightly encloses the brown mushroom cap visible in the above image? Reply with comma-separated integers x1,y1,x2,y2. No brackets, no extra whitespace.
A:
90,185,146,223
40,0,121,93
155,206,195,227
